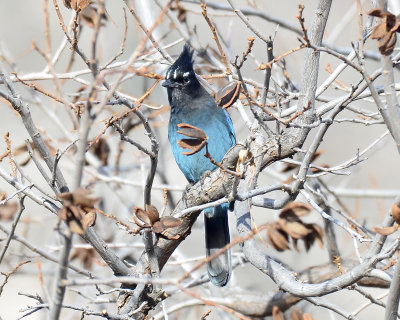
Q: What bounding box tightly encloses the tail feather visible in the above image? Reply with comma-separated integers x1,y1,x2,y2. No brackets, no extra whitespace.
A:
204,204,231,286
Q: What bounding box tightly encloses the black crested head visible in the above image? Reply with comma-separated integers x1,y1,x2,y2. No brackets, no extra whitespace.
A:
163,44,200,91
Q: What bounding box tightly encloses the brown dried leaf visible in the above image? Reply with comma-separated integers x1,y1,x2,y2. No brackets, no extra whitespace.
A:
171,1,187,23
267,223,290,251
215,81,241,109
392,202,400,225
71,188,98,208
371,20,388,39
291,307,303,320
281,202,312,217
63,0,91,11
134,207,152,227
272,306,285,320
82,210,96,229
301,224,324,251
373,225,398,236
152,221,164,234
70,247,96,269
63,0,72,9
58,192,73,203
69,220,85,234
153,217,182,234
81,5,108,28
93,138,110,166
368,8,386,17
177,138,207,155
159,216,182,228
58,188,98,208
378,31,397,55
58,204,95,235
145,204,160,225
177,123,207,140
307,223,325,249
279,218,312,239
0,202,18,221
68,205,84,221
367,8,400,55
77,0,91,11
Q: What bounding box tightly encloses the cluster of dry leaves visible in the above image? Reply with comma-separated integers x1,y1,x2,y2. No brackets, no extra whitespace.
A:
368,9,400,55
134,204,182,239
62,0,107,28
57,188,98,235
176,123,208,156
62,0,90,11
266,202,324,252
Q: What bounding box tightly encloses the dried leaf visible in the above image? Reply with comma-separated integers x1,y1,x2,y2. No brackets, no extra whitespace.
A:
69,220,85,234
215,81,241,109
58,192,73,202
70,0,90,10
392,202,400,225
177,138,207,155
70,247,96,269
58,188,98,208
0,202,19,221
63,0,72,8
267,223,290,251
93,138,110,166
159,216,182,228
367,8,400,55
78,0,92,11
58,202,95,235
176,123,208,155
145,204,160,225
152,221,164,234
177,123,207,140
303,314,314,320
373,225,398,236
82,210,96,229
72,188,98,208
134,207,152,227
281,202,312,217
307,223,325,249
279,218,312,239
272,306,285,320
81,4,108,28
153,217,182,234
171,1,187,23
291,307,303,320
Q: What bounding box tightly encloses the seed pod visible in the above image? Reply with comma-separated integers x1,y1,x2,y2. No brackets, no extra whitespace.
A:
215,81,241,109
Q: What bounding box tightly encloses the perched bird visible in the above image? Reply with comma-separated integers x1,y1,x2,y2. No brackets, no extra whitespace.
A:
163,44,236,286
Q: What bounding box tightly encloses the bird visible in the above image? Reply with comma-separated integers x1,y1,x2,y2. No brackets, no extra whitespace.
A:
163,44,236,286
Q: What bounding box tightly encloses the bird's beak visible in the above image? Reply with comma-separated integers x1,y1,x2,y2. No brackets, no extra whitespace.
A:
162,79,180,88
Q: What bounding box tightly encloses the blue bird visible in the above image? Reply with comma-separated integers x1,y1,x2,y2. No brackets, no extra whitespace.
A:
163,44,236,286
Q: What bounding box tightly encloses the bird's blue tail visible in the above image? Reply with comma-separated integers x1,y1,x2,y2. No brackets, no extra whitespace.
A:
204,204,231,286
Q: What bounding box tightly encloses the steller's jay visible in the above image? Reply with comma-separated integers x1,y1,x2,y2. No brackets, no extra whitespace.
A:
163,44,236,286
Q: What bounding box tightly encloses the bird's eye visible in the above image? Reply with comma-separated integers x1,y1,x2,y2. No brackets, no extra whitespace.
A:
183,75,189,83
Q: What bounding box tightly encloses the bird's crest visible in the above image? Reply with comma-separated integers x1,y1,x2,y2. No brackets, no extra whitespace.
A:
166,44,195,81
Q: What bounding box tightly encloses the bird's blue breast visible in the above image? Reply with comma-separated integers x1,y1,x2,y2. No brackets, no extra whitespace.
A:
168,102,235,183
